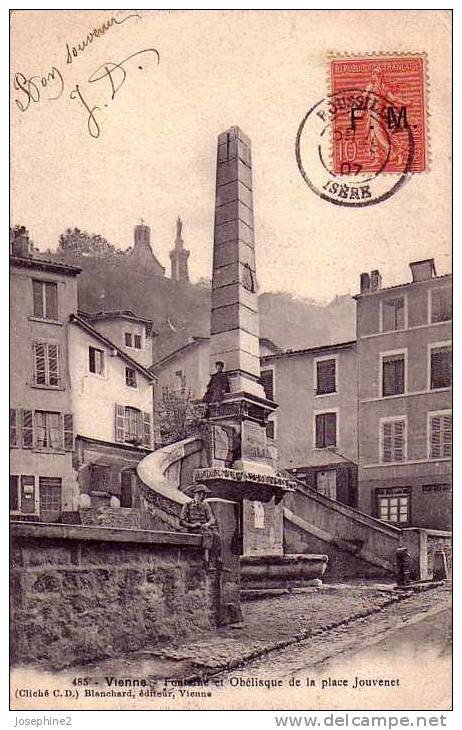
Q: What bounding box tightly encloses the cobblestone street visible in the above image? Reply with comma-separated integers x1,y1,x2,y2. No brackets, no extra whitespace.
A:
212,583,451,710
11,582,451,710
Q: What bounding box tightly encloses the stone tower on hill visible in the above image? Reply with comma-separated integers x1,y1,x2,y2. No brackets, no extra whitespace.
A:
169,217,190,283
130,222,165,276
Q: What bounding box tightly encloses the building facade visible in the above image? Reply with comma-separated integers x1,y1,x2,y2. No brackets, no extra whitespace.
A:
261,341,358,506
69,315,156,508
10,245,81,522
355,260,452,530
79,309,155,369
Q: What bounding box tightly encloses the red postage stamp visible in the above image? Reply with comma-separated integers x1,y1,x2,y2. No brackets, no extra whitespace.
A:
330,54,427,174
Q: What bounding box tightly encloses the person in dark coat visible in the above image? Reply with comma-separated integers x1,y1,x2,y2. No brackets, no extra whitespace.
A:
203,361,230,404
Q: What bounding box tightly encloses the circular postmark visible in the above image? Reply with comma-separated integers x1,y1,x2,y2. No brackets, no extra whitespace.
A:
295,89,415,207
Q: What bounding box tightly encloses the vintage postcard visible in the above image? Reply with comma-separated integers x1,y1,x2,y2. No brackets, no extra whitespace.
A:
10,9,452,714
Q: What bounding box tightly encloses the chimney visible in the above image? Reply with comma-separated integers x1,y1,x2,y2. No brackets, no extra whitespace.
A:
409,259,436,282
360,272,371,294
370,269,382,292
10,226,31,258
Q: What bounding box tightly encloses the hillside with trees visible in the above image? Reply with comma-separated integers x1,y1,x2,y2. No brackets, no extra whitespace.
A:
15,226,356,362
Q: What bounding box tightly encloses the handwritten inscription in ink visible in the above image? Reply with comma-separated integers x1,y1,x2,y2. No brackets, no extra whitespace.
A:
65,12,141,64
69,49,160,138
12,12,159,139
14,66,65,111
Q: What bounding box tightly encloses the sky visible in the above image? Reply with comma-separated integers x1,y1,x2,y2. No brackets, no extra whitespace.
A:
10,9,451,302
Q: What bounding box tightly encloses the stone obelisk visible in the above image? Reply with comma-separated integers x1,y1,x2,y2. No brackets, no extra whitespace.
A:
210,126,266,399
199,125,285,483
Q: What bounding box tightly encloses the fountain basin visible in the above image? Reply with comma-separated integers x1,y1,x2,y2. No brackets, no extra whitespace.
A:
241,553,328,589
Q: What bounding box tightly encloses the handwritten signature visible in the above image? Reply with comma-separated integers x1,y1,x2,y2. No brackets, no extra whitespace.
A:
14,47,160,139
70,49,160,138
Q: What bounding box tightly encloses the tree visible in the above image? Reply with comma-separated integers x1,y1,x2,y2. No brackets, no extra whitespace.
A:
155,377,205,446
58,227,120,257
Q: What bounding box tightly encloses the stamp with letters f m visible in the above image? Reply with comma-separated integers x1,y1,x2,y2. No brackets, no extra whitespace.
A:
330,53,427,174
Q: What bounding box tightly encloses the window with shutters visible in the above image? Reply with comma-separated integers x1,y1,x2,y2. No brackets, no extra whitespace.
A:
115,404,126,442
125,332,132,347
260,369,274,401
143,411,152,449
89,346,104,375
10,409,19,447
21,410,34,448
17,410,72,451
315,357,337,395
381,418,406,463
125,367,137,388
315,412,337,449
35,411,63,450
32,280,58,320
125,406,142,443
428,412,452,459
134,334,142,349
430,345,452,389
33,343,60,387
430,287,452,323
376,487,410,525
115,405,151,447
381,352,405,396
381,296,405,332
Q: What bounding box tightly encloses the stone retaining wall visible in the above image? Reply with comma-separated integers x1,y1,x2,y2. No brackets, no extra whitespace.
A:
10,522,217,669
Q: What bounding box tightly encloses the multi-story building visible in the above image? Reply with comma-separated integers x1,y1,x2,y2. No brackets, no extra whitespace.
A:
69,314,156,508
10,233,81,522
355,260,452,530
261,341,358,506
78,309,155,368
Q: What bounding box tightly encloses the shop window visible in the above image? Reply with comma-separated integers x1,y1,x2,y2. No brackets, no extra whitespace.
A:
376,487,410,525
